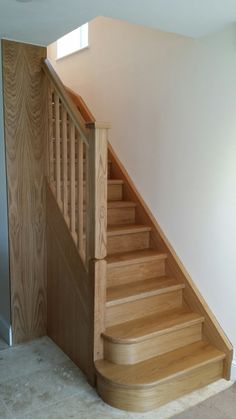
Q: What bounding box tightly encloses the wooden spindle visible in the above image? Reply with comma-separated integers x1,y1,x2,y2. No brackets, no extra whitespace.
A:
77,136,84,259
55,92,61,203
62,107,68,221
70,122,76,240
48,84,54,183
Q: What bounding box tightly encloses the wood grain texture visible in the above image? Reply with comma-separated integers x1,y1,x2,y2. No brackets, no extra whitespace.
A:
108,143,233,378
46,183,95,383
103,308,204,365
105,290,183,327
107,180,123,201
106,276,184,305
107,250,167,287
107,201,136,225
93,259,107,361
104,307,203,342
2,40,47,343
87,124,108,260
107,226,150,255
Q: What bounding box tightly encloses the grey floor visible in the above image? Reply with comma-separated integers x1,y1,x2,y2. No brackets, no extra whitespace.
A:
0,338,8,351
0,337,234,419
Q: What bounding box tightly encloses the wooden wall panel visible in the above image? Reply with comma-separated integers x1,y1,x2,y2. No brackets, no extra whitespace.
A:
2,40,47,343
46,184,95,383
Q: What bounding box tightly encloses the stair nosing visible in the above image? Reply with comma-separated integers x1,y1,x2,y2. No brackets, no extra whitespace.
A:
102,311,204,344
106,282,185,307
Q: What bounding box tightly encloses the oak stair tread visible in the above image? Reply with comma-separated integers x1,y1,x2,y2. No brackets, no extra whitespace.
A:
95,340,225,388
107,249,167,267
107,224,151,237
107,201,137,209
106,276,184,306
103,307,204,343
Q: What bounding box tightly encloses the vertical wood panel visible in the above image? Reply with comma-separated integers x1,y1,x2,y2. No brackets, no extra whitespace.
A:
93,259,107,361
46,184,95,384
2,40,47,343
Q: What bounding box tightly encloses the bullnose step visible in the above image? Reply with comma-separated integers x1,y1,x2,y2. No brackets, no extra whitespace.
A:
96,340,225,387
95,341,225,411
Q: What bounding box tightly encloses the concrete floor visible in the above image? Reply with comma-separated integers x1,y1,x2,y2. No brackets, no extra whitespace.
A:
0,338,8,351
0,337,234,419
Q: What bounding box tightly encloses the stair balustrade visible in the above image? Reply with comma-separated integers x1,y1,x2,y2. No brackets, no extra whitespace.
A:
42,59,109,268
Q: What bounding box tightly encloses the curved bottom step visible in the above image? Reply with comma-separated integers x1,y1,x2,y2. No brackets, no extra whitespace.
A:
95,341,225,412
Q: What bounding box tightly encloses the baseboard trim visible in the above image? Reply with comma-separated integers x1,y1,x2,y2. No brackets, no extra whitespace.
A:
0,315,12,346
230,359,236,381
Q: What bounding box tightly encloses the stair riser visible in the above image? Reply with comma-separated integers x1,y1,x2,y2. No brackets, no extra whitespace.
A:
96,360,224,412
108,184,123,201
105,290,183,327
107,259,166,287
108,207,136,226
104,323,203,365
107,231,150,256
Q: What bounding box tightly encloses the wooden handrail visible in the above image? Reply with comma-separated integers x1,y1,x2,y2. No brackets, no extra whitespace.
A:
66,86,96,124
42,59,89,146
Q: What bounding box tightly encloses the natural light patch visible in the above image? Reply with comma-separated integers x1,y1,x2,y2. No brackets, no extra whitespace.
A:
57,23,88,59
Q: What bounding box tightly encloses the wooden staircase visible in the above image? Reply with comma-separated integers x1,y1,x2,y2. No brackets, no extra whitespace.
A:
42,59,233,413
93,152,227,411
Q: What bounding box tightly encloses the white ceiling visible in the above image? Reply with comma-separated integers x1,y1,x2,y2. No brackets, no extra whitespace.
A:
1,0,236,46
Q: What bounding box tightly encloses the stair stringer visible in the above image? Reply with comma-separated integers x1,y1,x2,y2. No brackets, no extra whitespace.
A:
108,143,233,379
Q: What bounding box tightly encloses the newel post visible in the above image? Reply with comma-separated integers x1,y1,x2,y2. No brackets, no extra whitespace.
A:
86,122,110,262
86,121,110,363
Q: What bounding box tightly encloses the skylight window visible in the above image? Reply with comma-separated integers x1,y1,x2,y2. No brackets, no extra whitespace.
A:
57,23,88,59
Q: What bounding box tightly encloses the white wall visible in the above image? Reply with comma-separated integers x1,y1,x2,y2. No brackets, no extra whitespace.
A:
48,17,236,366
0,41,11,345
